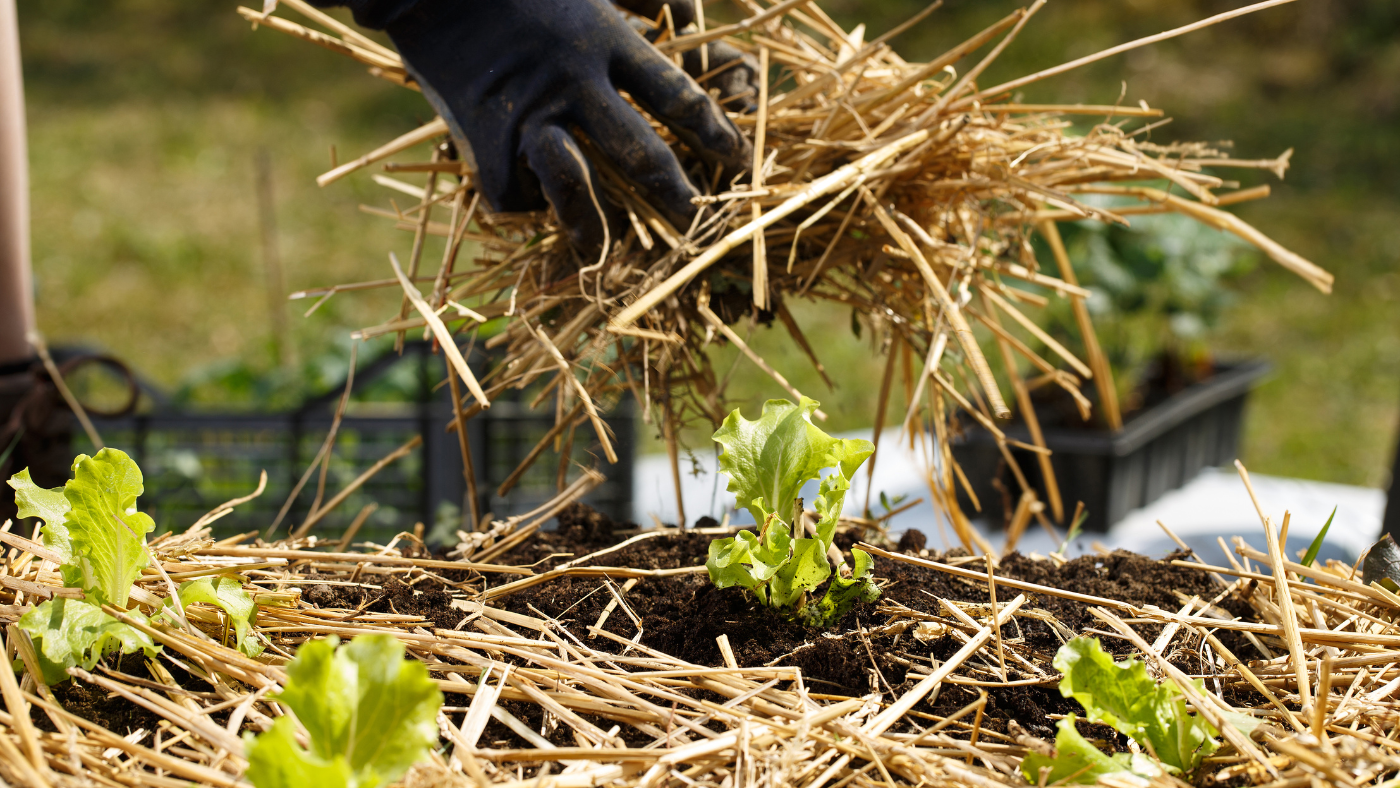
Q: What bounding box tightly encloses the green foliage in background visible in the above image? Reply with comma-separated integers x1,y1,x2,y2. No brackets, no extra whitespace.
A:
1041,212,1258,405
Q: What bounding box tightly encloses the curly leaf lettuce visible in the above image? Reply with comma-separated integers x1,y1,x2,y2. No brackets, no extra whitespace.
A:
713,398,872,527
63,449,155,608
769,537,830,609
244,721,355,786
706,398,877,627
244,634,442,788
9,450,181,683
171,577,264,657
8,467,81,589
1054,636,1218,774
813,460,859,549
795,547,879,627
706,515,794,606
18,598,158,685
1021,715,1164,786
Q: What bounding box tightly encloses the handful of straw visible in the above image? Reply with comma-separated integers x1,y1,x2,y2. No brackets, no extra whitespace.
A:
244,0,1327,540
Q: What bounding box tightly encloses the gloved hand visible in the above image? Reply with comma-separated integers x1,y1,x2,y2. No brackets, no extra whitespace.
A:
619,0,761,112
309,0,754,257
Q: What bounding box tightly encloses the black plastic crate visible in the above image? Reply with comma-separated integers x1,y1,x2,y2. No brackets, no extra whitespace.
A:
952,361,1269,533
87,342,633,544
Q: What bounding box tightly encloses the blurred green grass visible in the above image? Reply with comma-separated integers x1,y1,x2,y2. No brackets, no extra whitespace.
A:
16,0,1400,486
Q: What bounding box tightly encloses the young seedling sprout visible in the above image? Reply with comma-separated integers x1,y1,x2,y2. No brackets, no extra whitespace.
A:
705,397,880,627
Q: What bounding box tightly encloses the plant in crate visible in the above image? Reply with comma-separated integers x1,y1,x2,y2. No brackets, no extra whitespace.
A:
956,213,1267,532
1044,212,1259,421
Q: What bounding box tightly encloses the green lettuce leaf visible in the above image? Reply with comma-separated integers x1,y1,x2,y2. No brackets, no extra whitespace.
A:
1054,637,1218,773
1021,715,1163,786
8,468,82,588
813,465,853,551
706,519,796,606
713,398,872,527
770,537,830,608
244,634,442,788
18,598,159,685
707,534,768,603
751,518,793,579
62,449,155,608
796,548,880,627
241,718,354,787
172,577,263,657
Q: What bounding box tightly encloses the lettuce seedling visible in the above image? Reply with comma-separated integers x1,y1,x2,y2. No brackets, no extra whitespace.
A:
1021,637,1220,785
169,576,264,657
17,597,159,685
244,634,442,788
9,449,260,683
706,398,878,627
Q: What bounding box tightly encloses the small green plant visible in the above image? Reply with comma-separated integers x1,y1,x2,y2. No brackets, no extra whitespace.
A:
1057,505,1089,555
1300,506,1335,568
9,449,261,684
1022,637,1223,784
705,398,879,627
1044,213,1258,411
167,575,262,657
244,634,442,788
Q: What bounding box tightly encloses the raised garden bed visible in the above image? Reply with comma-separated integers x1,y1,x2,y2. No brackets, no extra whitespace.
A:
5,472,1396,788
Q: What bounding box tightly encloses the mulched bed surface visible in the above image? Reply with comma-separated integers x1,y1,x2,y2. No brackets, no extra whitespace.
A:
473,504,1259,740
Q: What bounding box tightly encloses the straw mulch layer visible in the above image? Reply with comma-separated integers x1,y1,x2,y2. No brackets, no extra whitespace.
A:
3,476,1400,788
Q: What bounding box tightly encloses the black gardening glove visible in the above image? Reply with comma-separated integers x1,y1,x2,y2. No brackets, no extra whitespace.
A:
620,0,762,112
310,0,753,257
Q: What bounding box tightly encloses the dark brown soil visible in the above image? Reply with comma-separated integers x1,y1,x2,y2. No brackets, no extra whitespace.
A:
303,573,461,630
485,516,1259,739
555,502,621,544
32,652,193,737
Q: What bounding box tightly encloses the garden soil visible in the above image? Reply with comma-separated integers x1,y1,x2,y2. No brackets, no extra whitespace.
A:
453,505,1257,744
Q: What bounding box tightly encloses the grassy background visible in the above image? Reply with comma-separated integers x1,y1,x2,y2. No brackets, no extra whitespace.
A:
15,0,1400,486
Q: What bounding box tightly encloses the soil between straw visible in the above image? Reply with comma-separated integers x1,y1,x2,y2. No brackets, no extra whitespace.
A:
480,506,1255,739
31,651,228,737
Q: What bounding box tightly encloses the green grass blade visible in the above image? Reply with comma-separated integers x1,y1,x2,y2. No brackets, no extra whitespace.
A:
0,426,23,469
1300,506,1335,568
1059,507,1089,555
